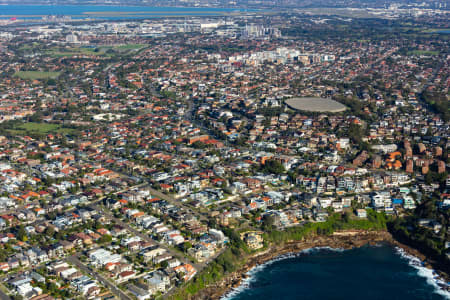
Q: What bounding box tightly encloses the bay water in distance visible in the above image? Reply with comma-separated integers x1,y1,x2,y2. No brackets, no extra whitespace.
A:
0,5,248,20
224,245,450,300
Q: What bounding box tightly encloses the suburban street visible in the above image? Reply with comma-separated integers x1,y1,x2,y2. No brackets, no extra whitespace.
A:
0,289,10,300
65,255,131,300
93,204,203,271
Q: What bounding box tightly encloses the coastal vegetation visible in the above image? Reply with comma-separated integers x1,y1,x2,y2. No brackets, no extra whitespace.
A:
168,211,387,300
264,211,387,244
388,197,450,275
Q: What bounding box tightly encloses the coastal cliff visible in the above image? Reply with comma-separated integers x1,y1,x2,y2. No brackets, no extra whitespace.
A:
190,230,448,300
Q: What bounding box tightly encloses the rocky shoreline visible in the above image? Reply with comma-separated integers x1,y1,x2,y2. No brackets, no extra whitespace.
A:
191,230,449,300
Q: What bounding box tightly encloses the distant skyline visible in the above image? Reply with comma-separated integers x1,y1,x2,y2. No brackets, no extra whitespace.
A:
0,0,448,10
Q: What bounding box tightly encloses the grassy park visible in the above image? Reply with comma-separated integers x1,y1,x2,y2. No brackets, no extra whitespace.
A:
113,44,147,50
6,122,75,136
14,71,60,80
46,47,110,57
45,44,146,57
408,50,439,56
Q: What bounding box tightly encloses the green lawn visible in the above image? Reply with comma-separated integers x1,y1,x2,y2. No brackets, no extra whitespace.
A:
408,50,439,56
7,122,74,135
18,42,39,51
45,45,146,57
46,47,111,57
114,44,147,50
14,71,60,80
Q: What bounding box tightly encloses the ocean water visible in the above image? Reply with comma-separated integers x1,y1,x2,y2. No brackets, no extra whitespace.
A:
0,5,246,20
224,245,450,300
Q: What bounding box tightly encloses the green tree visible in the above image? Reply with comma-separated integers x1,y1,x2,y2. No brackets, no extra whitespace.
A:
17,225,27,242
262,160,285,175
97,234,112,244
181,242,192,252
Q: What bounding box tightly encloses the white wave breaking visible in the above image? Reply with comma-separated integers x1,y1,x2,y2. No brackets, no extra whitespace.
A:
395,247,450,300
220,247,346,300
222,246,450,300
